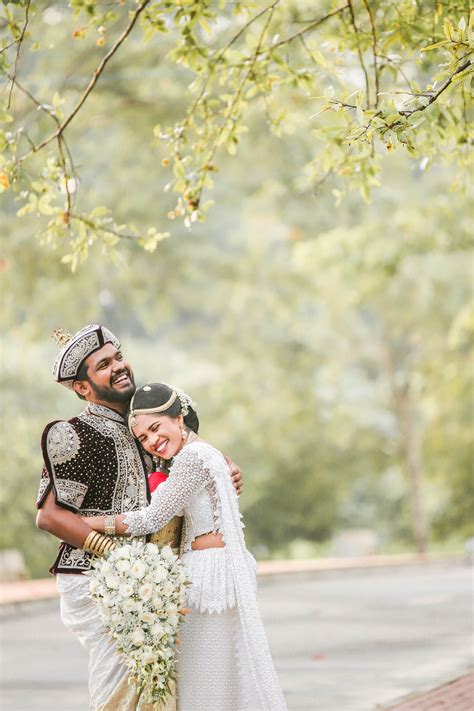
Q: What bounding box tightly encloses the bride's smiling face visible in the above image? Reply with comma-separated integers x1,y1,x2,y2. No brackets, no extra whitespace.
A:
132,413,184,460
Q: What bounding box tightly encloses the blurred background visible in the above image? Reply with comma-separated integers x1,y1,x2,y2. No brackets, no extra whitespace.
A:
0,1,472,581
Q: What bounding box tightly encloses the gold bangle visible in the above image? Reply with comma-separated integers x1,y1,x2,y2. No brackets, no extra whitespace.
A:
104,515,116,537
83,531,99,552
83,531,116,557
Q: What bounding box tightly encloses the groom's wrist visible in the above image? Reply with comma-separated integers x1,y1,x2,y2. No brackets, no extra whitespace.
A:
83,531,116,556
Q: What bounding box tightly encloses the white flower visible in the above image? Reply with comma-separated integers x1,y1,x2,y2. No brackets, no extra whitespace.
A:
153,564,167,583
152,595,164,612
119,583,134,598
139,583,153,601
162,581,174,596
131,628,145,646
131,561,147,579
123,598,136,613
105,574,120,589
115,545,132,559
140,610,154,624
116,558,131,574
142,646,155,664
150,622,164,639
145,543,159,556
161,546,175,561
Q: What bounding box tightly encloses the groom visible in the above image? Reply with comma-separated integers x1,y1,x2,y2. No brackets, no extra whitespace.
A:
36,324,242,710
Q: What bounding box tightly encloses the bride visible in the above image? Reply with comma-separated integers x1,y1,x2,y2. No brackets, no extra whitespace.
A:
85,382,287,711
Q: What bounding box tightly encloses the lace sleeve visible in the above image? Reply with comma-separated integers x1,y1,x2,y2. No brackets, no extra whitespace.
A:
123,445,211,537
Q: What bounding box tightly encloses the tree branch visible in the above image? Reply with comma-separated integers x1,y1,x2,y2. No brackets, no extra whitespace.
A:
184,1,280,129
265,3,349,54
69,214,137,241
347,0,371,109
7,0,30,109
18,0,151,162
7,73,78,191
220,0,280,55
361,0,379,108
195,1,278,204
399,60,471,117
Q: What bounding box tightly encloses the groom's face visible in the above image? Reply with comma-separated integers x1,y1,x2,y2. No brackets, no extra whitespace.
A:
73,342,136,406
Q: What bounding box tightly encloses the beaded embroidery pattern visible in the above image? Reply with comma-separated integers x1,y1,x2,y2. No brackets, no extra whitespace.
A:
38,403,149,574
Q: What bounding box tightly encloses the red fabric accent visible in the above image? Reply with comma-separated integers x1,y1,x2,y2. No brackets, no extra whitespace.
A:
148,470,168,493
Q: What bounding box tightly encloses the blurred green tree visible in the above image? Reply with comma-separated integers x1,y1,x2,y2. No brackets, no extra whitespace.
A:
0,2,471,577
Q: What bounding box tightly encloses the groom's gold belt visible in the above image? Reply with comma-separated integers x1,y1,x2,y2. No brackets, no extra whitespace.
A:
149,515,183,549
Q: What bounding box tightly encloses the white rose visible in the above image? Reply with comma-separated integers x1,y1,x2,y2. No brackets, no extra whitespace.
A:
167,613,179,628
123,598,136,613
131,628,145,646
103,595,115,609
161,546,174,561
145,543,158,556
116,559,131,574
162,581,174,596
140,610,154,624
131,561,146,580
141,646,155,664
139,583,153,601
116,546,132,559
100,561,112,575
152,564,167,583
150,622,164,639
118,583,134,598
105,574,119,589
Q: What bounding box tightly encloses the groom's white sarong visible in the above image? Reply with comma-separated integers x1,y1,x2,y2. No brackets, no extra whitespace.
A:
57,574,176,711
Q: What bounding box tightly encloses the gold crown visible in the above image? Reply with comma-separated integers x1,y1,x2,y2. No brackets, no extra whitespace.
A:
52,328,73,348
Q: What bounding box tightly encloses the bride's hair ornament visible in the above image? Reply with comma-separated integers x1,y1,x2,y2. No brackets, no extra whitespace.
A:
128,382,199,434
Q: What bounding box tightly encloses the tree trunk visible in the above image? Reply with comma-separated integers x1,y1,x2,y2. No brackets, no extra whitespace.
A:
383,343,429,554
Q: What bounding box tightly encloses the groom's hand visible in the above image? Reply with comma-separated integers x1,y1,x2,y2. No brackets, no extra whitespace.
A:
225,456,243,496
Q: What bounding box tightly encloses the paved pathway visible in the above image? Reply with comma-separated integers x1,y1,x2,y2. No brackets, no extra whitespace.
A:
385,672,474,710
0,562,472,710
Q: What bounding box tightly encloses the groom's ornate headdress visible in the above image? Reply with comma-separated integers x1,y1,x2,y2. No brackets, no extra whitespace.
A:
52,324,120,389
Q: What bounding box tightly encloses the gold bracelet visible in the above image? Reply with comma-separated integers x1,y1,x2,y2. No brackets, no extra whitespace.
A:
83,531,100,552
104,515,116,537
83,531,116,557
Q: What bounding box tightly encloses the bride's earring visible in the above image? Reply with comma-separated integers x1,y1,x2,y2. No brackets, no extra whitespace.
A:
181,428,188,443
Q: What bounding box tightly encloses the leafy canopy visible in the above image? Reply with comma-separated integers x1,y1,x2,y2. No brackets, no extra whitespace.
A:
0,0,472,267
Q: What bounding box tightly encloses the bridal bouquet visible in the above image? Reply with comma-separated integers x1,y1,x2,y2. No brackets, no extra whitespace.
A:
90,540,188,704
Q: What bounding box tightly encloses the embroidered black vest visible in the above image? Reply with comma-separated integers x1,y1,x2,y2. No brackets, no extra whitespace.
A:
37,403,150,574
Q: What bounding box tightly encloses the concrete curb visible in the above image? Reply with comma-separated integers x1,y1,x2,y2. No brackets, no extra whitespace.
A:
256,552,464,576
0,553,464,609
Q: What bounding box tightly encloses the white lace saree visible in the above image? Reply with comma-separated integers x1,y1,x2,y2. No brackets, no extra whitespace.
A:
123,441,288,711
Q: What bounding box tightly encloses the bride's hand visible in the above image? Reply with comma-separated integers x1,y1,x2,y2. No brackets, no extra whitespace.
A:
81,515,105,532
